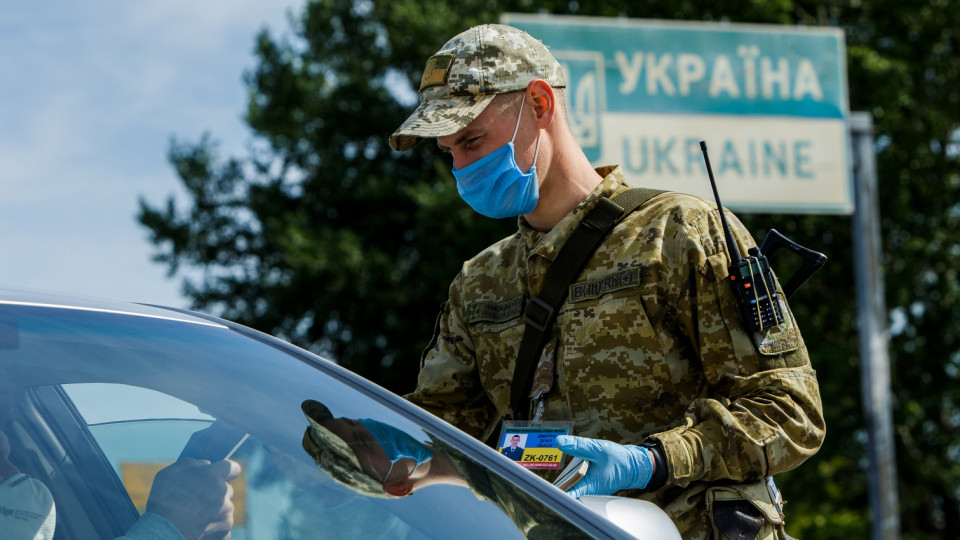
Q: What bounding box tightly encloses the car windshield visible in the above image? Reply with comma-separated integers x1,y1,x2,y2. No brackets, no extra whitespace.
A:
0,299,607,539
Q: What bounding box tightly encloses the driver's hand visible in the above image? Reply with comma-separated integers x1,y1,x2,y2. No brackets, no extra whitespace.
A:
146,458,242,540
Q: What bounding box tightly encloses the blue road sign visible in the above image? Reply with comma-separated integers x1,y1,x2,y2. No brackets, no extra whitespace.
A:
502,14,853,214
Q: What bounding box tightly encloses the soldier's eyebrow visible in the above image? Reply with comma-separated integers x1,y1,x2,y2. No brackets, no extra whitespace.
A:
436,129,481,152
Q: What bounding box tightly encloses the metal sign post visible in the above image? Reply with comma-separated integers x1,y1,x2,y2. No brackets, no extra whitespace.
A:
850,112,899,540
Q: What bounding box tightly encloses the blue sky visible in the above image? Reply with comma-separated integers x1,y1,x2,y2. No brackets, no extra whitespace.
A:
1,1,303,308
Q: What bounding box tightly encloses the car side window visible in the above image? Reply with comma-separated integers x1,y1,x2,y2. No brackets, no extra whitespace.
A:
57,383,440,539
62,383,222,515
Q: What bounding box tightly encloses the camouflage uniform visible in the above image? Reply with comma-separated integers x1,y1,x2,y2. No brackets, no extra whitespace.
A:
392,23,824,539
406,166,825,538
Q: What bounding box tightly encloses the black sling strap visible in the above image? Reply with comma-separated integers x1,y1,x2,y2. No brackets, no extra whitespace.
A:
508,187,667,420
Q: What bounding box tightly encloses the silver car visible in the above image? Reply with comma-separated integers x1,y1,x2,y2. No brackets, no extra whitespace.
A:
0,286,679,539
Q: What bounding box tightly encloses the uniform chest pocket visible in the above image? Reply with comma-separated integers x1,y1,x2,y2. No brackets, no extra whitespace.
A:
565,287,658,344
466,297,526,389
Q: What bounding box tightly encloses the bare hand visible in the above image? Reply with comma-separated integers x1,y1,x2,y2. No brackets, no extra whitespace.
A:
146,458,241,540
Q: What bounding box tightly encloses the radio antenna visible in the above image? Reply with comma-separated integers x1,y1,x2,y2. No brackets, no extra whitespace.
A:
699,141,741,262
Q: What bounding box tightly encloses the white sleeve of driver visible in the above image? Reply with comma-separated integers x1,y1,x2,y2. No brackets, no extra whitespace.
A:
0,473,56,540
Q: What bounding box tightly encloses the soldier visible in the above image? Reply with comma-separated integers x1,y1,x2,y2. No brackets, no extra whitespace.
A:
391,23,825,539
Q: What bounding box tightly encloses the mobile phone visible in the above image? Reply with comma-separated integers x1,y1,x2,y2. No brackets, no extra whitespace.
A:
180,422,249,461
553,457,589,491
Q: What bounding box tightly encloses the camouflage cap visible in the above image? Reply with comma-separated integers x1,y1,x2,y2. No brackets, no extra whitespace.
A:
300,400,391,499
389,23,566,152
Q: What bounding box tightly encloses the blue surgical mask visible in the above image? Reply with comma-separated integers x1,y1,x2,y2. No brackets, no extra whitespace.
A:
452,96,542,219
359,419,434,467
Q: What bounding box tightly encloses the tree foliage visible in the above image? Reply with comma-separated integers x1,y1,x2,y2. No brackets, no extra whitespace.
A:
138,1,960,537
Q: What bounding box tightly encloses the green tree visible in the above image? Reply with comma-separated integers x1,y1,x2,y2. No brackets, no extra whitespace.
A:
139,0,517,392
139,1,960,538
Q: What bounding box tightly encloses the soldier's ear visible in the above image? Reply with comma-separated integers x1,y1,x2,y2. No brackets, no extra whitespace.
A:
383,478,414,497
526,79,556,128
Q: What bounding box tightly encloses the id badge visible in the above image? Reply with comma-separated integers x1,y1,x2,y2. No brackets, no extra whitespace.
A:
497,420,574,470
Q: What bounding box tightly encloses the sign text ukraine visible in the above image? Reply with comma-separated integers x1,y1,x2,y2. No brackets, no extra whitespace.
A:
502,14,852,214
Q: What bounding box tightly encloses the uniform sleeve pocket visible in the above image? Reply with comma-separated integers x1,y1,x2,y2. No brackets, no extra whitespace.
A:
705,251,801,360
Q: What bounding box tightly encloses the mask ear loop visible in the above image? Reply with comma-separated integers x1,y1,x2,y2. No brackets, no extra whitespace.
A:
510,95,526,141
510,93,542,173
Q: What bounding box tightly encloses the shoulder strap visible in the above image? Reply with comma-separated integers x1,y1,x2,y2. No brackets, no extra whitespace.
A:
509,187,666,419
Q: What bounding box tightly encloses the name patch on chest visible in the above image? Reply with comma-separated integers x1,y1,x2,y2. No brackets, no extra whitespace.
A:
569,268,640,303
467,296,524,324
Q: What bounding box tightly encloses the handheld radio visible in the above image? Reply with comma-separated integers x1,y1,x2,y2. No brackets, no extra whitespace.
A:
700,141,786,333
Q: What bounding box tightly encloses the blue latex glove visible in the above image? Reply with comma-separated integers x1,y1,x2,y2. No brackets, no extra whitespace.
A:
555,434,654,499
